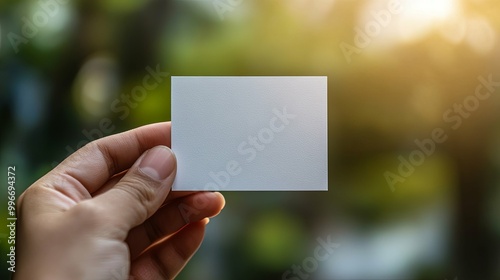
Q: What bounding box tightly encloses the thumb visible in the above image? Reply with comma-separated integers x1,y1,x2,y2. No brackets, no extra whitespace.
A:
90,145,176,238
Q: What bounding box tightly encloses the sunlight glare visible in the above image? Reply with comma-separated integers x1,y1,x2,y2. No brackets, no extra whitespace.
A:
398,0,461,43
406,0,457,21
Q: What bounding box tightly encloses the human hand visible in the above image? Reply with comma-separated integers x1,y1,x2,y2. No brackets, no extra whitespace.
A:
15,122,225,280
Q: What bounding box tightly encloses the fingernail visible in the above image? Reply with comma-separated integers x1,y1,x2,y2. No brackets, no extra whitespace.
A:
139,146,176,180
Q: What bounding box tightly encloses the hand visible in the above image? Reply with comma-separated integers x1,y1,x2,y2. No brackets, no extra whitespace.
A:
15,122,225,280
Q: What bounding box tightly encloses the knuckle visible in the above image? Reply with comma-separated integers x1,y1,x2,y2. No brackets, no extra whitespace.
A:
70,200,104,223
116,176,158,218
18,185,51,214
89,140,119,177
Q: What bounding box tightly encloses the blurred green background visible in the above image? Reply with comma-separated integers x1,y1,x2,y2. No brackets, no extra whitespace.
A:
1,0,500,279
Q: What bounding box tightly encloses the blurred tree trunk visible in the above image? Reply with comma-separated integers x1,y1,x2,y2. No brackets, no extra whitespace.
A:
449,114,497,279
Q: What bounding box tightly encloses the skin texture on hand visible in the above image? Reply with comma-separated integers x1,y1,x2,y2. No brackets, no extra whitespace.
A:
15,122,225,280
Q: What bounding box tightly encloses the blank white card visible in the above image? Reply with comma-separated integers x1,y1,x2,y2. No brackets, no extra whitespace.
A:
171,77,327,191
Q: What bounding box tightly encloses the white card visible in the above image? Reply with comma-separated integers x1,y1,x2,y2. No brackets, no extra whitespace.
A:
171,76,328,191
